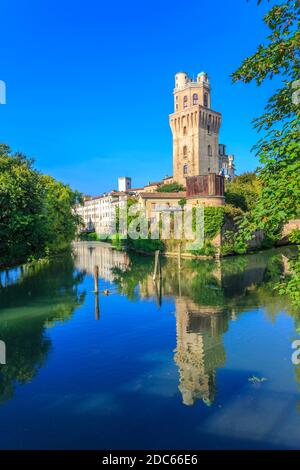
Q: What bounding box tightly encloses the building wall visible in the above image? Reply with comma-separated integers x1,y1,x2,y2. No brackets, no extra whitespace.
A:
138,194,186,219
218,144,235,180
187,196,225,207
278,219,300,245
118,177,132,192
169,71,221,186
76,194,118,235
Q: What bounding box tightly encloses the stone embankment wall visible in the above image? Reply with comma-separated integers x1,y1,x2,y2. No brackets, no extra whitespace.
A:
276,220,300,246
231,219,300,251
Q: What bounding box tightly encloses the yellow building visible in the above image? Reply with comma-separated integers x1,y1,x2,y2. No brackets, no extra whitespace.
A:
169,71,222,186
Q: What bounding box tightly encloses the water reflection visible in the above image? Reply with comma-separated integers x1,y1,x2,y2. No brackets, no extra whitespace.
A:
0,255,85,403
175,307,227,406
74,241,130,282
0,243,298,413
112,245,299,407
136,261,231,406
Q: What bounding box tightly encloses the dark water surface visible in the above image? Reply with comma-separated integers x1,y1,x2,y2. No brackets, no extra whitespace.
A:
0,242,299,450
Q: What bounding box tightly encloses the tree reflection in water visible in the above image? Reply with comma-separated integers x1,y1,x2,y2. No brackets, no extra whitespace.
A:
0,255,86,403
113,246,299,407
1,243,299,411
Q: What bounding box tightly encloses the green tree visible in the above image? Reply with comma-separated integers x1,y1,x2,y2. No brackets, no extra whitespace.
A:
0,144,83,265
42,175,82,253
0,145,46,263
232,0,300,303
232,0,300,240
225,172,262,213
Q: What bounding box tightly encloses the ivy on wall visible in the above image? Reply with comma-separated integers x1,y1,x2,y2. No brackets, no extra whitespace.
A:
204,207,225,240
192,206,225,241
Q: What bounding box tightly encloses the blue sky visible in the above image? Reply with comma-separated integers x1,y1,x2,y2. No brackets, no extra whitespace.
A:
0,0,278,195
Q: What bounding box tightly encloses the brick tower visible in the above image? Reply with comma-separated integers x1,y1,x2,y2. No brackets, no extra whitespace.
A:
169,71,221,186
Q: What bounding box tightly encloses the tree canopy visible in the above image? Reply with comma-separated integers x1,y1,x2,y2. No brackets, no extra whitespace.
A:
0,144,82,265
232,0,300,240
232,0,300,304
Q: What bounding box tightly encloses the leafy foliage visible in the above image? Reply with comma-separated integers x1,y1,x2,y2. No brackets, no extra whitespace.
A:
157,182,185,193
225,172,262,213
232,0,300,302
275,230,300,305
0,144,82,265
79,231,100,241
127,237,165,254
42,175,82,252
202,207,225,240
232,0,300,239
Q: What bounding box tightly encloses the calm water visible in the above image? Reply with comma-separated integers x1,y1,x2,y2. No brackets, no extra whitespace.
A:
0,242,299,450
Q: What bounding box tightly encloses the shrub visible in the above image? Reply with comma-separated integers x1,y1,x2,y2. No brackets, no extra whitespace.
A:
190,241,216,257
127,238,165,254
225,172,261,213
79,232,99,241
157,182,185,193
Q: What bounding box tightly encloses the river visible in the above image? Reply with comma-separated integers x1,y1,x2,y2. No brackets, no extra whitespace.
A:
0,242,299,449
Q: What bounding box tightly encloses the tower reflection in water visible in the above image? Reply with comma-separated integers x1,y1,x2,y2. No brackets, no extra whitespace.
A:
136,257,232,407
73,243,297,408
174,300,228,406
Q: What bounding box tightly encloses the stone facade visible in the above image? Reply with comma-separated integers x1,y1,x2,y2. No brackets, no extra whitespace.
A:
138,192,186,218
277,219,300,246
169,71,221,186
169,72,236,185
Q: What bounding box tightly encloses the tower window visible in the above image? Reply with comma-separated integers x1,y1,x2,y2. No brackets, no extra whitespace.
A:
204,93,208,107
183,95,188,108
183,164,188,175
193,93,198,105
183,145,188,157
208,145,212,156
183,126,187,135
207,125,211,134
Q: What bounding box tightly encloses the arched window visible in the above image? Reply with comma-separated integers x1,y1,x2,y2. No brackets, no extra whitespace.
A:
183,145,188,157
193,93,198,105
183,164,188,175
183,95,188,108
208,145,212,156
183,126,187,135
204,93,208,107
